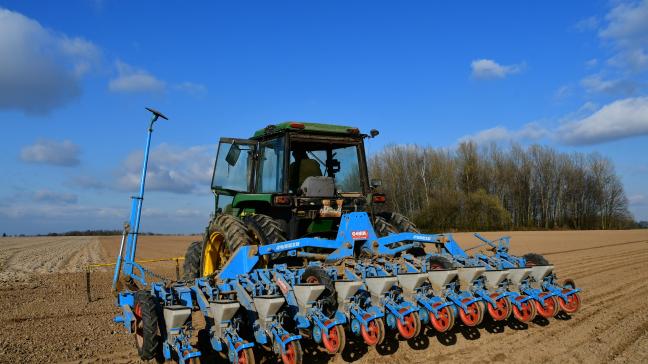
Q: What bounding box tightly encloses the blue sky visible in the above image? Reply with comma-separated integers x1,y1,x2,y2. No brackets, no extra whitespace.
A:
1,0,648,234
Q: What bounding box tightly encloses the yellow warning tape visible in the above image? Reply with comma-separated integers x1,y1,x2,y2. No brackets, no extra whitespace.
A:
85,257,186,302
86,257,185,270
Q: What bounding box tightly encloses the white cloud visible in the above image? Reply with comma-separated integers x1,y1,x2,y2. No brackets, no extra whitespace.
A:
558,96,648,145
599,0,648,71
554,85,573,100
0,7,100,114
33,189,78,205
470,59,524,80
108,60,166,93
607,48,648,70
175,82,207,95
599,0,648,47
461,97,648,146
67,175,105,189
20,139,81,166
0,202,123,220
459,123,548,144
117,143,214,193
629,194,648,206
581,74,640,95
574,16,599,32
585,58,599,68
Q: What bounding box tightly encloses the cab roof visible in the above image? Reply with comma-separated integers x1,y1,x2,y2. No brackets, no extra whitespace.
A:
252,121,360,139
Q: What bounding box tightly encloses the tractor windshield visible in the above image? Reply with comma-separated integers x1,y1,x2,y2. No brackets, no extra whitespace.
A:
289,141,363,193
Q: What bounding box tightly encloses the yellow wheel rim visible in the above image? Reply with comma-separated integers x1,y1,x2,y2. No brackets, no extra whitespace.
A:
202,232,229,276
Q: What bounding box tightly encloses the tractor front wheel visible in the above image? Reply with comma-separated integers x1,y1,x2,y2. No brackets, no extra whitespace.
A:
201,214,251,277
181,241,201,281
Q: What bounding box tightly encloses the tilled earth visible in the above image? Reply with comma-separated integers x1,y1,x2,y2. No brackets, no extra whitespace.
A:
0,231,647,363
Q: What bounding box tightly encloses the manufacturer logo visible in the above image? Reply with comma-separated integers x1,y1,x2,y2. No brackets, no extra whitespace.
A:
275,241,300,251
351,230,369,240
413,235,434,241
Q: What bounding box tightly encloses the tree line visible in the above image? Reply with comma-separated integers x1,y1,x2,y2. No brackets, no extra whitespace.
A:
369,142,636,232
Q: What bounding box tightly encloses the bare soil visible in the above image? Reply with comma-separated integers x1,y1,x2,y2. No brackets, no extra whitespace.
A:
0,230,647,363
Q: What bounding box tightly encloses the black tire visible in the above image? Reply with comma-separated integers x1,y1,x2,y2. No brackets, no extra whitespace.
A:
244,214,287,245
373,216,399,237
301,266,337,316
380,211,426,256
427,255,454,270
245,214,294,265
133,291,162,361
201,214,252,276
380,212,420,233
523,253,550,266
213,214,251,253
182,241,201,281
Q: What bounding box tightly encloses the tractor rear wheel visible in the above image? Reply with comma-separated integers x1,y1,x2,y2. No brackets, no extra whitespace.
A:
133,291,162,361
427,255,454,270
523,253,550,266
301,266,338,316
379,212,425,255
244,214,287,245
380,212,420,233
181,241,201,281
373,216,399,237
201,214,252,277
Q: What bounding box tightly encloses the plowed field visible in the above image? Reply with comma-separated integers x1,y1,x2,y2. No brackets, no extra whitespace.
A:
0,230,646,363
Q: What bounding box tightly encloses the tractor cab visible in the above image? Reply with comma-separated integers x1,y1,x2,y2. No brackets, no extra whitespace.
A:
211,122,382,239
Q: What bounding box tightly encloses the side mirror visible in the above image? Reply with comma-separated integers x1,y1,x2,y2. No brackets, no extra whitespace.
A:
370,179,382,188
225,143,241,166
370,129,380,138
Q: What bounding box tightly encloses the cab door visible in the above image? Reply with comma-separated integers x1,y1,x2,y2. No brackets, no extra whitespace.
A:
211,138,258,197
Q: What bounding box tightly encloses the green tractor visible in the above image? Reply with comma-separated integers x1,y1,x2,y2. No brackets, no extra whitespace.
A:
183,121,419,279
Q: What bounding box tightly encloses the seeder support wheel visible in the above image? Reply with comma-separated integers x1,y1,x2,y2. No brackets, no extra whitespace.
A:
487,294,512,321
430,303,455,332
512,296,536,323
361,318,385,346
322,325,346,354
396,311,421,339
458,298,484,327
